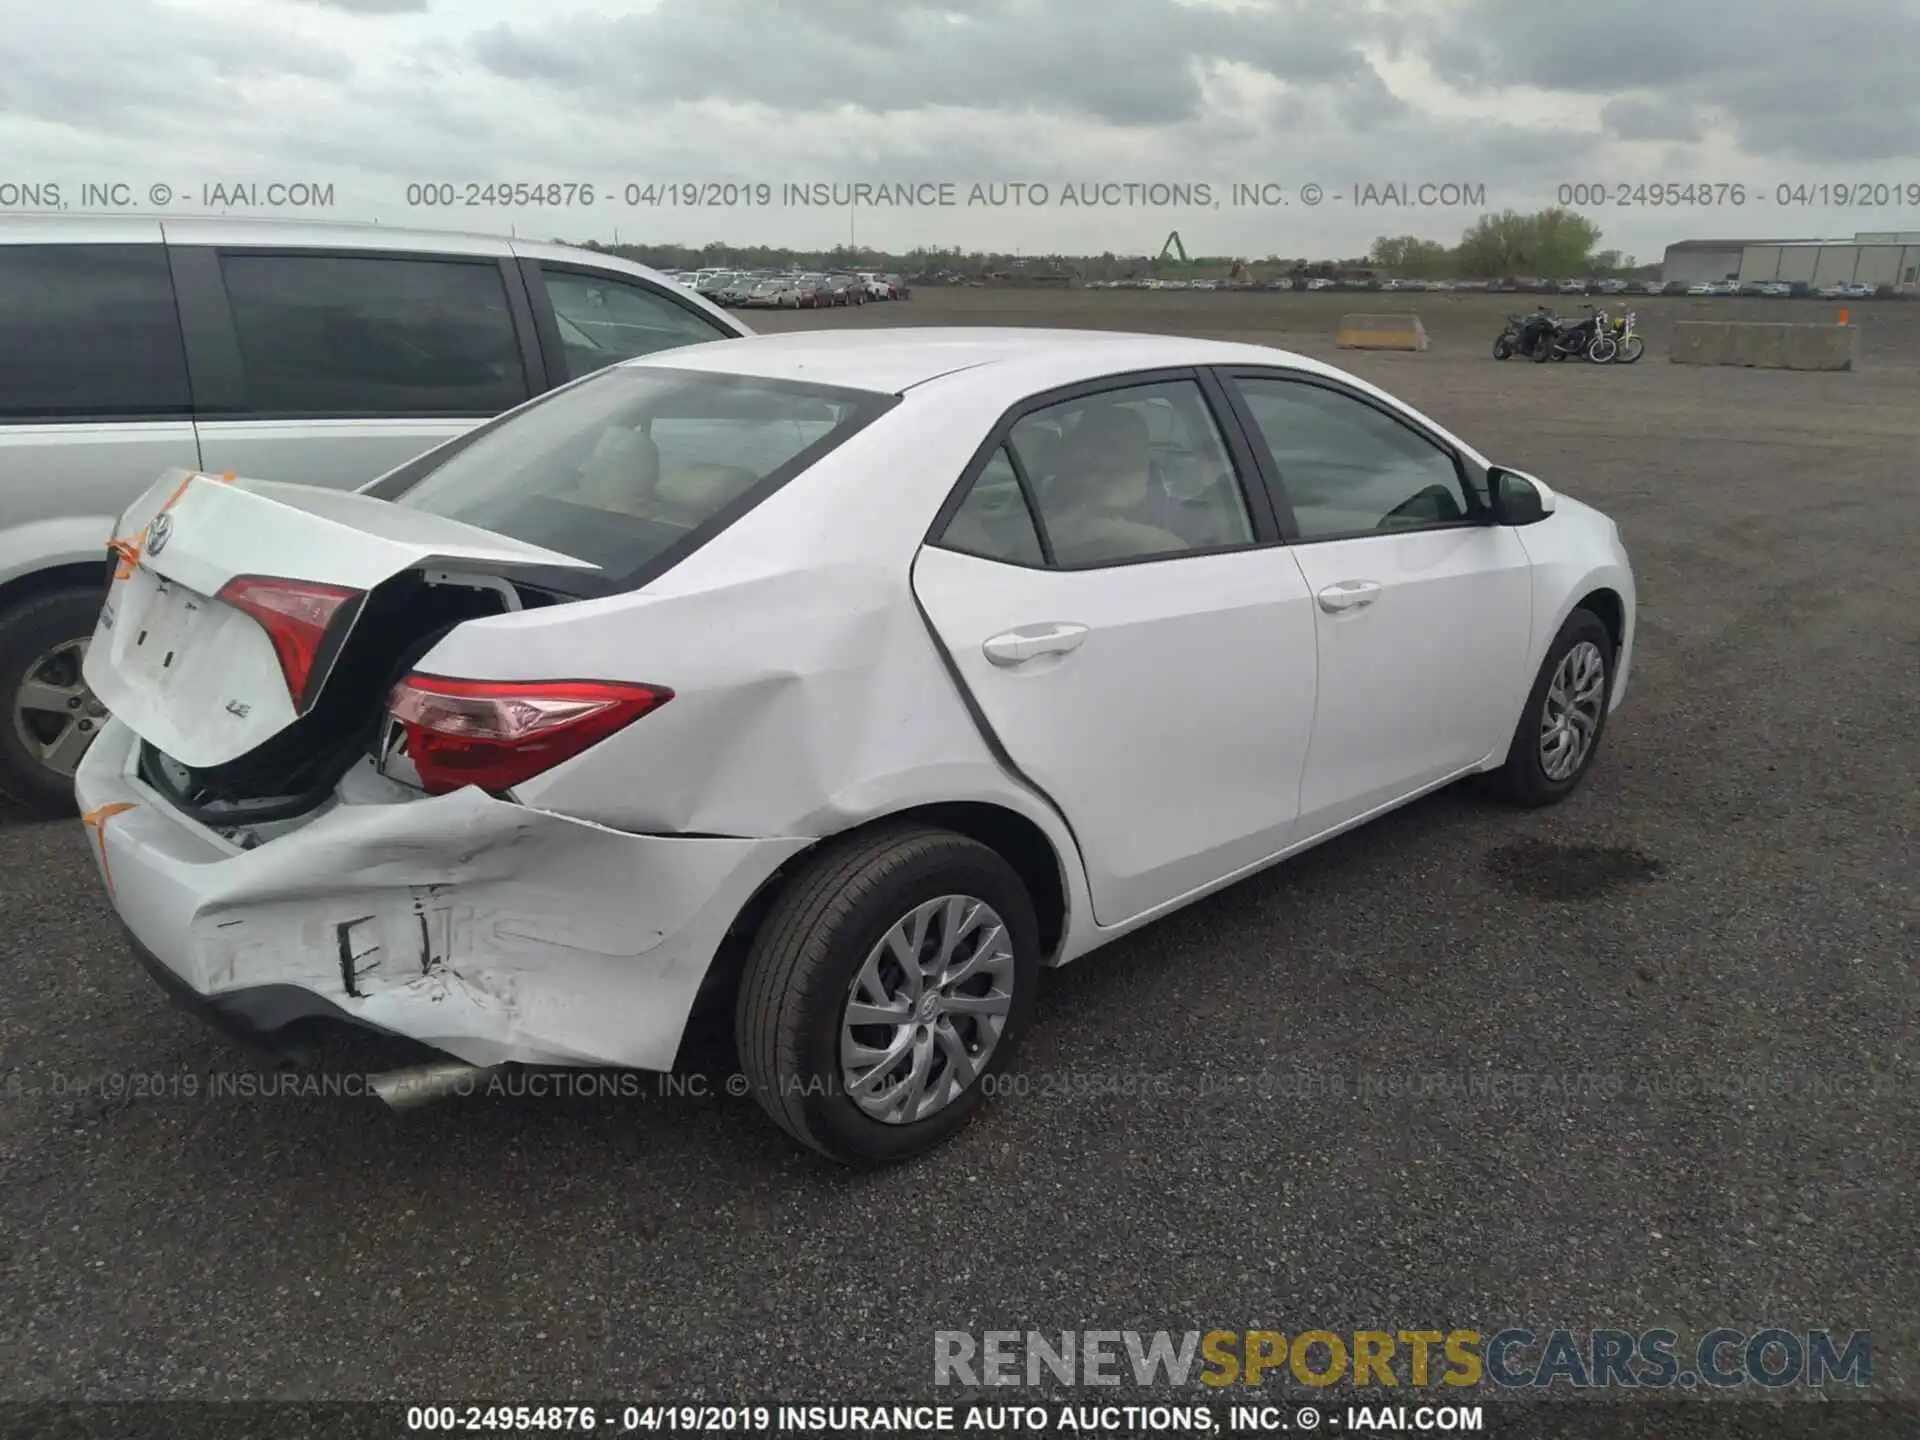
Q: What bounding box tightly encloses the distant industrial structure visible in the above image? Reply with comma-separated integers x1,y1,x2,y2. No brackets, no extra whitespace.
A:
1662,232,1920,288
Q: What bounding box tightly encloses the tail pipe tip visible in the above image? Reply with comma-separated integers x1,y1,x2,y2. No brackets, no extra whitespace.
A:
370,1060,496,1110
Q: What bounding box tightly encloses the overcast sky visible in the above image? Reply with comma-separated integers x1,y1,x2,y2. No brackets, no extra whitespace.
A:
4,0,1917,261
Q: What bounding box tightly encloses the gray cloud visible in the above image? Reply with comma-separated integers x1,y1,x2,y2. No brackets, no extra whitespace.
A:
1422,0,1920,163
0,2,353,134
473,0,1384,126
1599,96,1706,144
292,0,430,11
0,0,1913,261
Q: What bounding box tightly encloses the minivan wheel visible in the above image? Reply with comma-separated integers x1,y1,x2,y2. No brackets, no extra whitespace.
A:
0,588,109,816
735,825,1040,1165
1484,609,1614,807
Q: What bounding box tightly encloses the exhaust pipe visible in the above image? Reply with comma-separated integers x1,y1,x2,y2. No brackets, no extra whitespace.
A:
370,1060,495,1110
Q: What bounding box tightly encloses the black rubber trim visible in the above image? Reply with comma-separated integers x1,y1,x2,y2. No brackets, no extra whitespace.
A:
123,927,399,1065
905,573,1090,903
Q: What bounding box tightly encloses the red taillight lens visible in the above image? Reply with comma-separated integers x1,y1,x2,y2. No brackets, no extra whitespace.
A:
387,674,673,795
216,576,364,711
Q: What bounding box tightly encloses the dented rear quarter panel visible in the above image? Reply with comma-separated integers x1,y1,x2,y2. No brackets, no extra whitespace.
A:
76,722,811,1069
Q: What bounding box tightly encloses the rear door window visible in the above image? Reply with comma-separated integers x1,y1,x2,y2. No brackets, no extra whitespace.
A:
216,253,530,417
932,446,1046,566
0,244,191,419
390,363,893,577
538,266,735,378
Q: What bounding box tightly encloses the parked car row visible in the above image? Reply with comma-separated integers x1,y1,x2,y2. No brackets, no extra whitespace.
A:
1680,279,1886,298
1082,275,1904,298
665,268,911,309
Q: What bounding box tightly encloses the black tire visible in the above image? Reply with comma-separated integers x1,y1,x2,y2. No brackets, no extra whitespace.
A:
1531,339,1552,363
1493,336,1514,360
735,824,1041,1165
0,586,107,816
1483,609,1615,808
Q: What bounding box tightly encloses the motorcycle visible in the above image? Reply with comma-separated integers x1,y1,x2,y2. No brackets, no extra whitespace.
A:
1494,309,1559,360
1586,308,1620,363
1531,306,1603,362
1610,309,1645,363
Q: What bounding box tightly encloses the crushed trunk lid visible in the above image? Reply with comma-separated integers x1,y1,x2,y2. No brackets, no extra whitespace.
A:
84,469,597,769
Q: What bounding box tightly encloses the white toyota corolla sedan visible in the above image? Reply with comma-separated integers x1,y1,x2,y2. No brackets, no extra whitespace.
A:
75,328,1634,1164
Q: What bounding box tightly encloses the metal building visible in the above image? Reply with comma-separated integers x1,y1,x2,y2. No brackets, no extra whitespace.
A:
1660,239,1768,284
1741,235,1920,287
1664,233,1920,288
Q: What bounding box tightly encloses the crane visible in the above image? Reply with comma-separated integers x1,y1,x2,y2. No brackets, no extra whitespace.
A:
1158,231,1189,263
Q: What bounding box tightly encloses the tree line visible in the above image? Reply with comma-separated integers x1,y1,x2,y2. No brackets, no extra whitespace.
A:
565,208,1645,281
1368,208,1647,279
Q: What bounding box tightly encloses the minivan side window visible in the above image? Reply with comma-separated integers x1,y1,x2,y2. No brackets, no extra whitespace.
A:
540,267,736,379
0,244,192,420
216,253,530,418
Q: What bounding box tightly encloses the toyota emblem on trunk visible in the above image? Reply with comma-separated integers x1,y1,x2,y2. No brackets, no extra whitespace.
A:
146,513,174,555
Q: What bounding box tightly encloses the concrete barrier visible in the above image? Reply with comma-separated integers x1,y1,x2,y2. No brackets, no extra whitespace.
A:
1337,313,1430,351
1669,321,1859,371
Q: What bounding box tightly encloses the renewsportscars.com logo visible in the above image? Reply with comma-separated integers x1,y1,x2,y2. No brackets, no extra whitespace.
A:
934,1329,1873,1390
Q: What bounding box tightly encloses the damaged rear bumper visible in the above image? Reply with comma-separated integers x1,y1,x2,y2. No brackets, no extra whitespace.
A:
121,927,380,1064
76,721,812,1070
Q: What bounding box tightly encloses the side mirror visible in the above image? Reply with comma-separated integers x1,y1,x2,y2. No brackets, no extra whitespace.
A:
1489,467,1557,525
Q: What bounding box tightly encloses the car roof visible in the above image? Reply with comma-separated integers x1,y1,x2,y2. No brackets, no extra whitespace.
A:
0,213,677,279
633,327,1347,395
0,212,518,254
0,211,742,330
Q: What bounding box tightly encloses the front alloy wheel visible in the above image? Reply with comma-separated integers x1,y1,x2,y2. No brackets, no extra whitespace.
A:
1539,640,1607,781
0,587,117,814
13,637,102,779
1485,608,1615,807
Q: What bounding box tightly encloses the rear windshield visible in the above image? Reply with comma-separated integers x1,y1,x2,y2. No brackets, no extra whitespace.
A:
389,363,892,574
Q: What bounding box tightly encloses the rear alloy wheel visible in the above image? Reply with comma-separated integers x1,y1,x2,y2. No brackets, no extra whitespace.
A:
0,587,111,816
735,825,1040,1164
1484,609,1614,807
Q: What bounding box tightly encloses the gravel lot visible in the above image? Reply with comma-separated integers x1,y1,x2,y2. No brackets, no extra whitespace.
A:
2,289,1914,1412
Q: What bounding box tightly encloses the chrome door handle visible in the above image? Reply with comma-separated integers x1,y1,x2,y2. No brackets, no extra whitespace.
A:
982,622,1090,666
1317,580,1382,614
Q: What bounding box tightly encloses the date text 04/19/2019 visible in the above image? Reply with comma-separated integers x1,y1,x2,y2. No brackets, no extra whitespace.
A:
1557,181,1920,207
405,1405,771,1432
399,1402,1490,1433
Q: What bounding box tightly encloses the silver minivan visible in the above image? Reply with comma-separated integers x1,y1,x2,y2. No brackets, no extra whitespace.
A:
0,215,752,812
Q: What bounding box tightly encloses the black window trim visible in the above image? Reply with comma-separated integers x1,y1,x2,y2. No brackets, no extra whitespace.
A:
923,366,1284,573
966,440,1055,568
0,240,196,426
1216,366,1494,545
372,364,903,599
190,245,542,421
520,258,742,386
